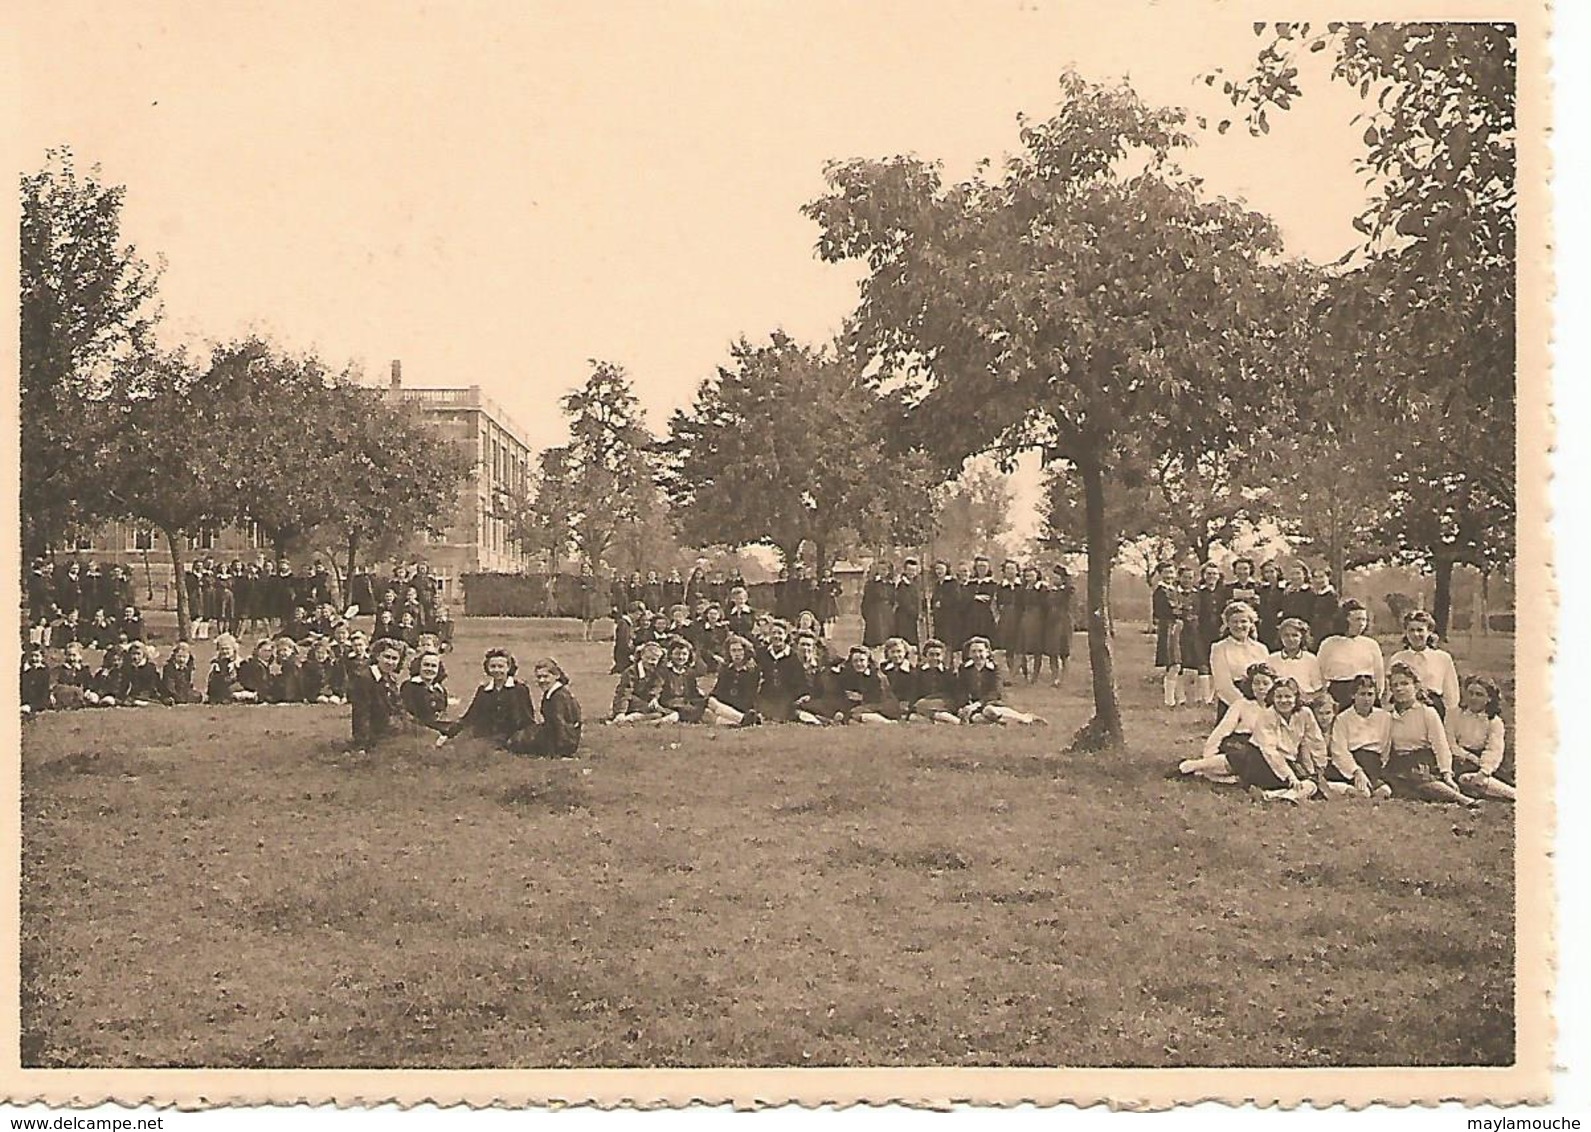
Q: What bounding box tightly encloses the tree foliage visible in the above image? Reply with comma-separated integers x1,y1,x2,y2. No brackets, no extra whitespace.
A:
805,71,1310,747
560,361,654,573
20,147,164,556
660,332,937,569
929,461,1013,567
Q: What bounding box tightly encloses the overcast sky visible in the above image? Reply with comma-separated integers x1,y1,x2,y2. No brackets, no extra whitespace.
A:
16,0,1373,541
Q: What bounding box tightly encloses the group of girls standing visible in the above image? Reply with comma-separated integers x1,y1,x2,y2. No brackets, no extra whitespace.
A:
1166,595,1513,806
860,556,1074,684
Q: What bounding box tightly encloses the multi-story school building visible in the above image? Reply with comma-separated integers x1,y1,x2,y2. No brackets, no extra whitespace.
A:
56,361,536,605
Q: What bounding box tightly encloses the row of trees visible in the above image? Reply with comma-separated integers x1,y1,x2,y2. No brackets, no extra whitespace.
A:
21,150,470,639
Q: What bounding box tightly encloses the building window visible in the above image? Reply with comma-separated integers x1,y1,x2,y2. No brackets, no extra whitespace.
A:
74,532,95,551
245,521,268,550
127,526,156,552
188,527,218,551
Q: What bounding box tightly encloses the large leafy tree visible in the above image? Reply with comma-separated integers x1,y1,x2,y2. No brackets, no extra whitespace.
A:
20,147,164,557
660,332,937,570
930,461,1014,568
199,338,349,560
98,349,230,640
317,384,472,593
560,361,654,575
805,71,1310,749
1217,22,1516,633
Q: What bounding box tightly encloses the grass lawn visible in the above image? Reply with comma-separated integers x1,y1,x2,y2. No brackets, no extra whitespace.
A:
19,617,1517,1068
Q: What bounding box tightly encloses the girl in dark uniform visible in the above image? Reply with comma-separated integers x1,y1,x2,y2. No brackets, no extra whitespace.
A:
440,648,537,744
1042,565,1074,686
706,635,763,726
861,564,894,650
995,559,1023,674
962,556,998,647
1015,565,1048,683
1151,564,1184,708
1192,561,1226,705
1256,559,1286,651
507,658,583,756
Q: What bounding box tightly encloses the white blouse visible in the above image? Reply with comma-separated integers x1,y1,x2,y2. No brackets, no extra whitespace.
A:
1211,637,1270,707
1447,708,1506,774
1269,649,1325,696
1387,646,1461,707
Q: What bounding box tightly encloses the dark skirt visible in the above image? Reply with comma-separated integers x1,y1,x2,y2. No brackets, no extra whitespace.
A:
1155,620,1181,668
1384,746,1439,794
1180,619,1209,673
1043,602,1072,659
862,606,891,647
1225,740,1291,791
1325,746,1385,786
1017,607,1046,655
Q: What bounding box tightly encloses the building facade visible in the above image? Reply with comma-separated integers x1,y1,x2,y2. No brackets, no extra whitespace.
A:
53,362,537,606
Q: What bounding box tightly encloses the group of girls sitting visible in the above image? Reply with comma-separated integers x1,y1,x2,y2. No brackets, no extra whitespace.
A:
606,621,1047,728
1168,599,1513,805
22,638,179,710
345,640,581,758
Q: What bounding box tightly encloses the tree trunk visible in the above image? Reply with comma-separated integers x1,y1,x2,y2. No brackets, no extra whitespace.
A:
1480,569,1492,636
815,537,830,576
1073,452,1124,751
1432,554,1456,640
163,527,191,641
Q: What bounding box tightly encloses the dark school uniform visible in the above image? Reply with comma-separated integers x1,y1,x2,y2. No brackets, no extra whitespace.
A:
163,657,201,704
1042,579,1074,659
908,663,961,715
724,604,757,640
655,664,707,723
448,678,537,741
709,662,762,713
238,658,273,700
959,660,1006,709
610,579,631,617
1256,584,1285,651
508,682,584,756
696,623,729,672
51,661,92,709
861,578,894,647
1192,584,1224,667
880,661,917,708
268,659,305,704
1309,588,1345,643
611,661,664,717
643,579,665,613
683,569,710,608
207,658,248,704
754,646,808,721
349,664,405,746
54,570,82,618
611,613,636,675
962,576,998,644
662,576,685,609
400,675,451,733
929,577,961,649
118,661,171,705
1221,578,1263,616
816,577,841,624
86,615,119,651
1278,586,1316,635
118,612,146,642
835,663,900,721
993,581,1021,651
1017,581,1047,655
21,661,53,713
892,576,926,645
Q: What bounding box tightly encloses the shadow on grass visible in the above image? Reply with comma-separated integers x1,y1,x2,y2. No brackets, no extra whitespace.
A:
830,839,971,872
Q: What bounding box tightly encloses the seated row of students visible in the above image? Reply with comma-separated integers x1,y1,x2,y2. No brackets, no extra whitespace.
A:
1170,659,1513,805
347,640,581,757
22,639,175,710
607,624,1046,727
27,604,147,651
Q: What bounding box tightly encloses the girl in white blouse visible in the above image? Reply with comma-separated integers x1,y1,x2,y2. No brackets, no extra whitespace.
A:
1234,678,1324,804
1387,609,1462,719
1448,675,1515,802
1210,601,1269,726
1318,600,1386,710
1269,617,1325,698
1384,663,1477,805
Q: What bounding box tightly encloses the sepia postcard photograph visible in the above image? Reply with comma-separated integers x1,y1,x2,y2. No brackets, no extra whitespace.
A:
2,0,1562,1112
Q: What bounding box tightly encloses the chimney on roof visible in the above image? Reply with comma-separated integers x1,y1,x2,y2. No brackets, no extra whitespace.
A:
390,359,403,390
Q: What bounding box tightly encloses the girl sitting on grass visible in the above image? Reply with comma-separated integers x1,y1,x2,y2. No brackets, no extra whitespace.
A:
439,647,537,745
1172,661,1278,784
52,641,94,709
1327,675,1393,798
956,637,1046,726
1448,675,1515,802
906,639,963,724
608,640,669,724
652,637,709,725
1235,676,1324,804
704,634,763,727
506,658,583,756
1382,663,1476,806
163,640,201,704
832,645,902,724
402,650,452,736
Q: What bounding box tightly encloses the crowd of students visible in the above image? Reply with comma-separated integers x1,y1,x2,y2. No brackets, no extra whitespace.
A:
1157,562,1514,807
19,548,1514,808
603,556,1061,728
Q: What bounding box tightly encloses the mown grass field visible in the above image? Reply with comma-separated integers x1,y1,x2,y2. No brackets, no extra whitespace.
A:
19,616,1517,1068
